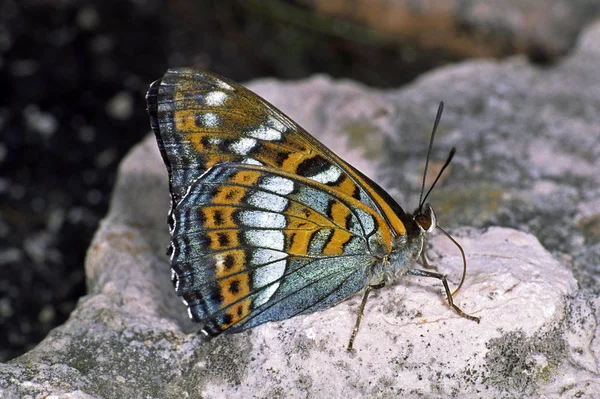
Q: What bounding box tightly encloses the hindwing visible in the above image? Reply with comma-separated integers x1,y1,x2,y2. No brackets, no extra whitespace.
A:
171,163,385,335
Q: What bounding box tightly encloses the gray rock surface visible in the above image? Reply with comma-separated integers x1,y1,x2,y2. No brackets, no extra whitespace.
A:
2,19,600,399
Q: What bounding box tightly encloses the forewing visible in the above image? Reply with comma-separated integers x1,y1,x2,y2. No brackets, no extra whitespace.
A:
146,67,408,236
170,163,387,336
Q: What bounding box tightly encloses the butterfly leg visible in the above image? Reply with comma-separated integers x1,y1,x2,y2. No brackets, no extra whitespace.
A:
407,269,480,323
419,250,438,270
347,282,386,351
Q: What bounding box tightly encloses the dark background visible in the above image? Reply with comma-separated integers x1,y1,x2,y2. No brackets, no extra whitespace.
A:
0,0,535,362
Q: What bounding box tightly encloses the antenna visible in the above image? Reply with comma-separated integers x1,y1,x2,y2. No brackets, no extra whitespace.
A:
419,147,456,210
436,225,467,296
417,102,467,297
419,102,444,212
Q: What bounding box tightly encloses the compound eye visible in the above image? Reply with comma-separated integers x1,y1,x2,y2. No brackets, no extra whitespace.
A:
415,213,432,231
414,204,437,233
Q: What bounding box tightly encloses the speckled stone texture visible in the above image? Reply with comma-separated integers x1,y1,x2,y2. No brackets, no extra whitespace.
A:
2,20,600,399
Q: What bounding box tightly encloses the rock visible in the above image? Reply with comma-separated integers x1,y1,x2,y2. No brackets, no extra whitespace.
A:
297,0,600,60
2,19,600,399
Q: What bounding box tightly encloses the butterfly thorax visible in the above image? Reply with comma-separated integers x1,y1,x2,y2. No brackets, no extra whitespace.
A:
371,204,437,286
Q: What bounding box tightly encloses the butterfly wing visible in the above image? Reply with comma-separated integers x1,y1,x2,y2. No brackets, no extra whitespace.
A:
146,68,411,336
147,68,409,237
171,163,386,336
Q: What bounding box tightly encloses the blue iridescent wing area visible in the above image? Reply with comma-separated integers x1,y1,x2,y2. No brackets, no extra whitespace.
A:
171,163,384,336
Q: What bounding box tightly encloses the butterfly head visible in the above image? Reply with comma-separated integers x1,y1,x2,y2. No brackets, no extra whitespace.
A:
413,203,436,234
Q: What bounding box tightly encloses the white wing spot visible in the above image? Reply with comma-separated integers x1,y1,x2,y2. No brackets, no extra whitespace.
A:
239,210,286,228
244,229,285,251
215,253,228,271
247,191,288,212
310,165,342,184
254,282,280,307
229,137,257,155
269,117,286,132
205,91,227,106
171,270,179,290
246,125,282,141
201,113,219,128
252,248,288,265
242,158,263,166
209,137,222,146
215,80,233,90
253,259,286,306
260,176,294,195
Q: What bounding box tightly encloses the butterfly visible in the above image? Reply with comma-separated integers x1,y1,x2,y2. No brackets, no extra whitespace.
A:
146,68,480,351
